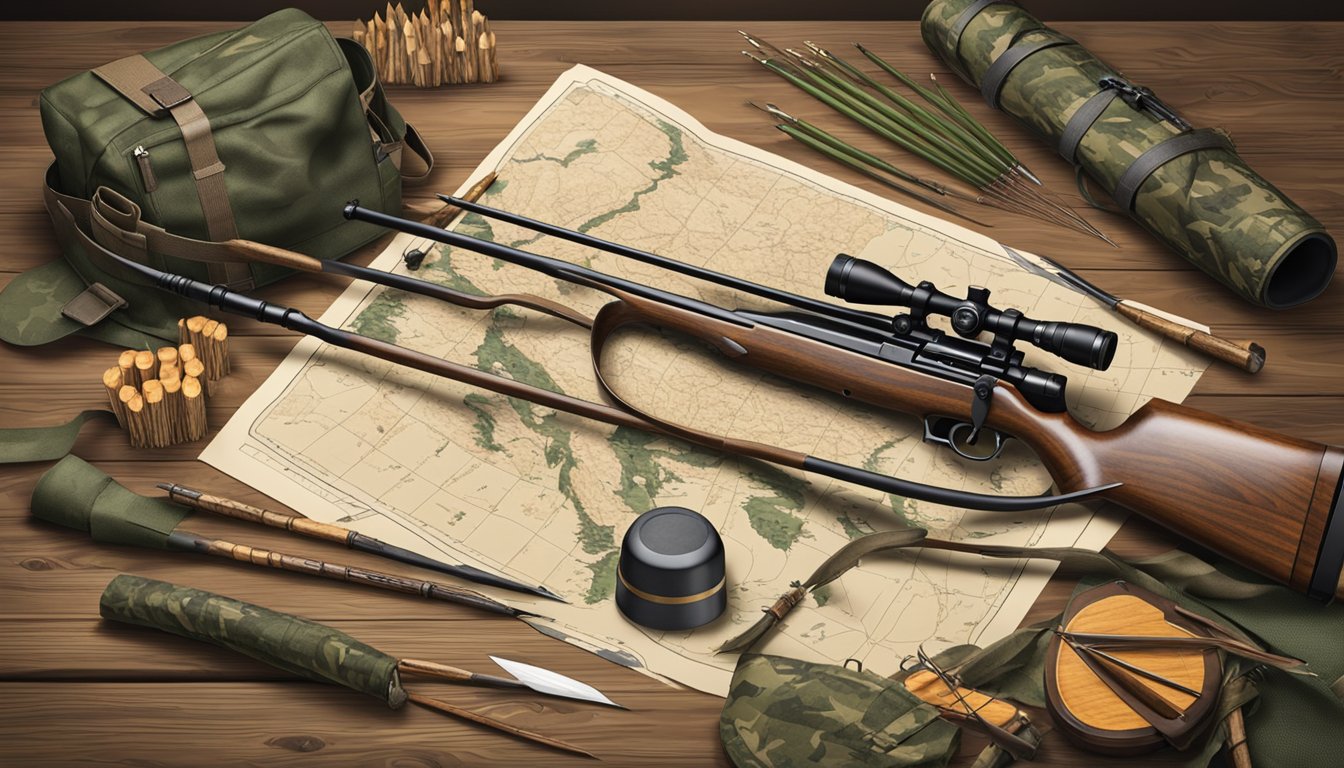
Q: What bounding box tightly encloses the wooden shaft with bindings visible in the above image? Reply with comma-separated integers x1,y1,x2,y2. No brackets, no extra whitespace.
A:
163,530,524,617
601,289,1344,602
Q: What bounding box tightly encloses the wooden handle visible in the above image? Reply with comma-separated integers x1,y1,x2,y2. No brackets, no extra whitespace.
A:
183,491,354,546
1226,707,1252,768
407,692,597,759
398,658,474,682
224,239,324,272
902,669,1023,728
1115,301,1265,373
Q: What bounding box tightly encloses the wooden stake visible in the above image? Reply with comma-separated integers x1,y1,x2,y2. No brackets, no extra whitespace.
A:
134,349,158,385
157,345,180,384
160,374,186,444
183,358,206,386
211,323,231,377
102,367,127,428
124,392,147,449
477,31,492,83
468,10,482,82
156,345,178,372
141,379,170,449
117,350,138,389
183,376,208,442
185,315,208,351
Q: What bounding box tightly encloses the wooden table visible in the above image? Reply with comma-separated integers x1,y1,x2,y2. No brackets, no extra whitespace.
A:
1,18,1340,767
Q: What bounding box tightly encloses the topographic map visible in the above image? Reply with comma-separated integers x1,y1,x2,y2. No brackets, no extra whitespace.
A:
204,65,1207,695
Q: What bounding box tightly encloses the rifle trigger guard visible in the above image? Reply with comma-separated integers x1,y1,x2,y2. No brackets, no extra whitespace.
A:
923,415,1007,462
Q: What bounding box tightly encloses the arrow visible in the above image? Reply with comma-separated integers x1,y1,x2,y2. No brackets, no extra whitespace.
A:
398,656,625,709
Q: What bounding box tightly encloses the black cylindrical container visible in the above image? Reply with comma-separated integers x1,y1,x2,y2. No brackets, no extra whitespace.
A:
615,507,726,631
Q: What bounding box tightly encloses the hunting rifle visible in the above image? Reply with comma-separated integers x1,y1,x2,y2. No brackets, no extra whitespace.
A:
80,191,1344,603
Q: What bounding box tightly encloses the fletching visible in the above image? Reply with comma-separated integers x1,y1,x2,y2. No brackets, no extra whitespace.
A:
490,655,622,708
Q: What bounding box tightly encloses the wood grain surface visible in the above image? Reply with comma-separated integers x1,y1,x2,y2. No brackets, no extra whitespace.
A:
1,18,1341,767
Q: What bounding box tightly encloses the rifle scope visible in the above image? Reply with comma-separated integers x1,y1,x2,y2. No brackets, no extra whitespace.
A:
825,255,1117,371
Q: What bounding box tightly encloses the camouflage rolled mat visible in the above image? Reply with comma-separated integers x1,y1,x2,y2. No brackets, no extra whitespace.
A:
99,574,408,708
720,654,958,767
922,0,1336,308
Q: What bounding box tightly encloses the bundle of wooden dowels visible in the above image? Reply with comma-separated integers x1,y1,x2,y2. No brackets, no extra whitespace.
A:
354,0,499,87
99,317,232,449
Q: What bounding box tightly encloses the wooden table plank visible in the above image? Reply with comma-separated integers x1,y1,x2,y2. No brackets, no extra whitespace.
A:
1,17,1341,767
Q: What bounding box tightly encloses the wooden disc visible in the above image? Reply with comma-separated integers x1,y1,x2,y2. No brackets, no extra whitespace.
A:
1045,581,1220,755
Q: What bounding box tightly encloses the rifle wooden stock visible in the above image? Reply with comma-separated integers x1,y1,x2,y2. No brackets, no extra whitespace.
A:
598,291,1344,602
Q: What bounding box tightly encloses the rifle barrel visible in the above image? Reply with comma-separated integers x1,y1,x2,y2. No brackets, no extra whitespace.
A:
437,195,894,332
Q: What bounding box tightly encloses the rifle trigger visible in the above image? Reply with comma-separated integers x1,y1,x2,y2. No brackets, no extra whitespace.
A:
968,375,996,444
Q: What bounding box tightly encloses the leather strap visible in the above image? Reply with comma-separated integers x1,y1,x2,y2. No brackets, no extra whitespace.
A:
1058,88,1120,164
400,123,435,181
93,54,246,286
947,0,1021,77
1112,129,1233,211
981,32,1077,108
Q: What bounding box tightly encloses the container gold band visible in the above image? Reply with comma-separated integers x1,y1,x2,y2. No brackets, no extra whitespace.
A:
618,569,724,605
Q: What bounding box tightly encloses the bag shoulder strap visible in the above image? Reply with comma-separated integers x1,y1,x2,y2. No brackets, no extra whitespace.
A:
92,55,246,287
337,38,433,181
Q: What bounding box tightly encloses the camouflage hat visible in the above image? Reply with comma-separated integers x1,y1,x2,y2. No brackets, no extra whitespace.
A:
720,653,958,767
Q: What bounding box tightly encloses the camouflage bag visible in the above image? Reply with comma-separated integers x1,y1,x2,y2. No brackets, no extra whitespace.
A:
0,8,430,349
720,653,959,767
921,0,1335,308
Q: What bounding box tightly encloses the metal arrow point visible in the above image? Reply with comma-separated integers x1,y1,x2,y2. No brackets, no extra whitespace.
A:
490,656,625,709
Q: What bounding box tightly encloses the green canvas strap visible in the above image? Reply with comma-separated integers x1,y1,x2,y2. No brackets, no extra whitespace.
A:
92,54,246,289
0,410,114,464
31,454,192,549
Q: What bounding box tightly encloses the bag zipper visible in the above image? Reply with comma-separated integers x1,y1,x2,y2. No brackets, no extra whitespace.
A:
133,146,158,193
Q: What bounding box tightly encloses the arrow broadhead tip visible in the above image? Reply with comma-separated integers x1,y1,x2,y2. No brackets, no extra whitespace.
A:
490,656,624,709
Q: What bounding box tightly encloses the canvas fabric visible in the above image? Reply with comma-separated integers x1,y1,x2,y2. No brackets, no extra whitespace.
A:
99,573,407,707
0,8,429,348
721,653,960,767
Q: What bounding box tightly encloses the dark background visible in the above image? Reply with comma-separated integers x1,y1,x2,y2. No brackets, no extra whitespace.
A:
5,1,1344,21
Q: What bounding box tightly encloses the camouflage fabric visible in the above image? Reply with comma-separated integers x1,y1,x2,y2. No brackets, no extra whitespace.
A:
921,0,1336,308
720,653,958,767
100,574,408,707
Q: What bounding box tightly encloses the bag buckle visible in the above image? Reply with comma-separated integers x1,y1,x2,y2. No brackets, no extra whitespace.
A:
1099,76,1192,131
143,76,193,111
61,282,128,327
